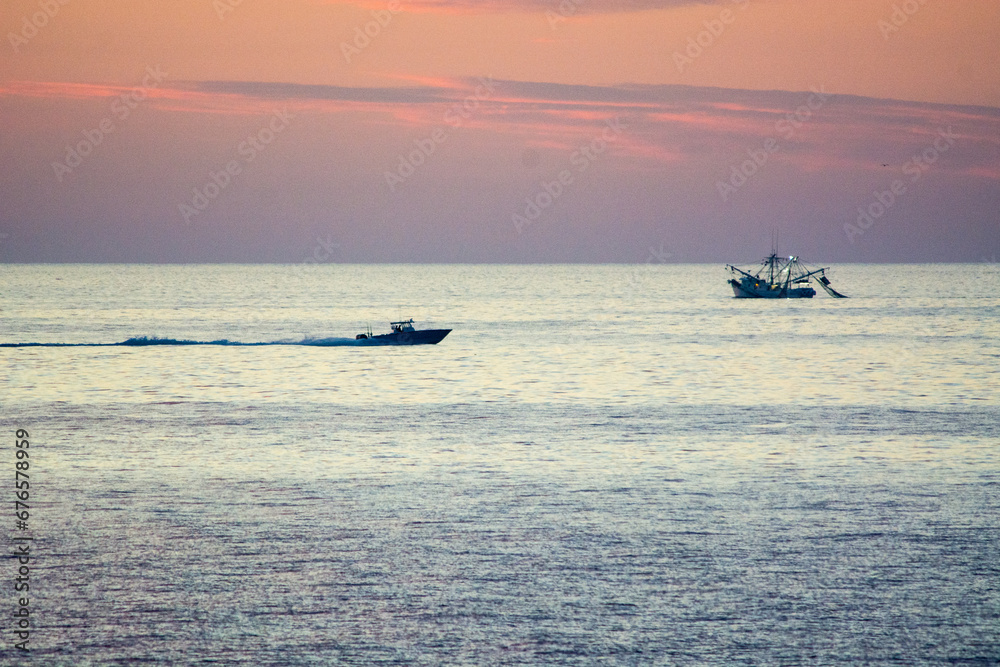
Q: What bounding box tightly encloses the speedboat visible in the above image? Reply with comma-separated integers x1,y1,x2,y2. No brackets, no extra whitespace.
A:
727,254,847,298
355,319,451,345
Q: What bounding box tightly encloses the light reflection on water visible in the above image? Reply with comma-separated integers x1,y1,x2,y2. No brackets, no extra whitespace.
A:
1,264,998,664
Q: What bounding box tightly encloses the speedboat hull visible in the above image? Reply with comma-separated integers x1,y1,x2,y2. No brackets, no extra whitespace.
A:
360,329,451,345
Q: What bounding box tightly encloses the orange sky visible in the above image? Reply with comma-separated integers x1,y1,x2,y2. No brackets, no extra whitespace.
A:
2,0,999,261
5,0,999,105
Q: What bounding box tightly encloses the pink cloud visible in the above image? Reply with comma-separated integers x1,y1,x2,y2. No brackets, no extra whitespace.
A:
6,76,998,177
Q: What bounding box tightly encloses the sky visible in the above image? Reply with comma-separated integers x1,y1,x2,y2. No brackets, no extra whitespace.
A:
1,0,998,263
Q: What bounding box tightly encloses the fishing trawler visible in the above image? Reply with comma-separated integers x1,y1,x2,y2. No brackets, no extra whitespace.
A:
726,254,847,299
355,319,451,345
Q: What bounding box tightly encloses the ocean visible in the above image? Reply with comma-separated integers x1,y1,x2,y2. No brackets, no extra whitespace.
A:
1,263,998,665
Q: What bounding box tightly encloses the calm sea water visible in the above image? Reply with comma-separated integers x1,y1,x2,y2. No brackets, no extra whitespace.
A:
1,263,998,665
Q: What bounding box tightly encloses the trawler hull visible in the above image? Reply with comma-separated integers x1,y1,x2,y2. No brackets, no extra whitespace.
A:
729,278,816,299
726,252,844,298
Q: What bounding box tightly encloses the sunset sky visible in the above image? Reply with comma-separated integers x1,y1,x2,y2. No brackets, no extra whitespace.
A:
2,0,998,262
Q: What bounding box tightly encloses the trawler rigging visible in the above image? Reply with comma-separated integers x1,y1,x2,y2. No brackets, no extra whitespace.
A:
726,254,847,299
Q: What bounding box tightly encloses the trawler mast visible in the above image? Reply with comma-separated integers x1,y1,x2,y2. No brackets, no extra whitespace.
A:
726,253,848,299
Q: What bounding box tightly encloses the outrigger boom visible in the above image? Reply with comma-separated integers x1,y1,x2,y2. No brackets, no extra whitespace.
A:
727,254,847,299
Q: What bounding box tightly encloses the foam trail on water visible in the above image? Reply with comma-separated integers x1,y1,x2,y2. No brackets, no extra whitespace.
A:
0,336,370,348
